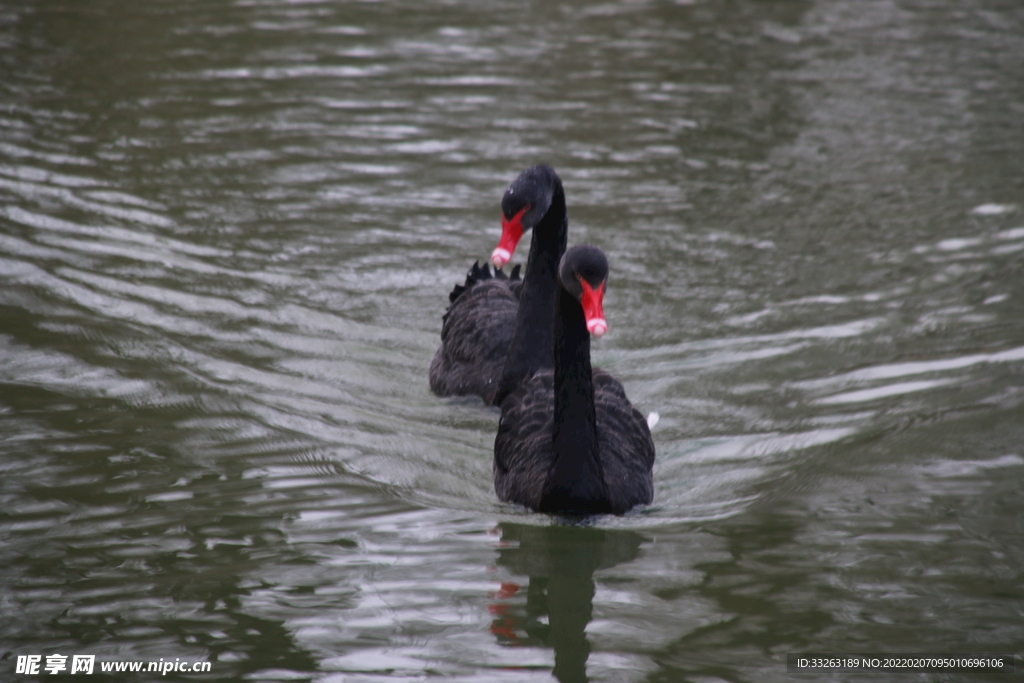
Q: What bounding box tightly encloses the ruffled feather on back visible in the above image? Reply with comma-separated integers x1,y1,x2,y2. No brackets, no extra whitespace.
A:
429,262,522,401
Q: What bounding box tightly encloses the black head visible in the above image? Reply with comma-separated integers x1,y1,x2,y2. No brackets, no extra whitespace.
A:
558,245,609,338
492,165,562,268
501,165,559,227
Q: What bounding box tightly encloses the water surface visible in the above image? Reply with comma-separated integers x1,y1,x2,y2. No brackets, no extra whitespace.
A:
2,0,1023,681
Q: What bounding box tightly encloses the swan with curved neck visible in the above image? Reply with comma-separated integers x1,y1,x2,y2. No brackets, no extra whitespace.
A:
493,245,655,515
429,165,568,406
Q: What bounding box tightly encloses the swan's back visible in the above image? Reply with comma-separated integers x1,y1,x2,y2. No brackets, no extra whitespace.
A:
494,370,556,511
592,370,655,512
429,263,521,400
493,368,655,515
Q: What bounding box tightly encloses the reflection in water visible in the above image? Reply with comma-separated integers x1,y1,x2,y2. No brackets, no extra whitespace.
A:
490,523,645,683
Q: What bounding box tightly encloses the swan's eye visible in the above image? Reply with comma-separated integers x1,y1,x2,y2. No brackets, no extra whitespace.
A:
577,269,602,287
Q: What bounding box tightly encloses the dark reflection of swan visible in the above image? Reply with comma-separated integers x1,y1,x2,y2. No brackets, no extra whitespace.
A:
488,522,646,683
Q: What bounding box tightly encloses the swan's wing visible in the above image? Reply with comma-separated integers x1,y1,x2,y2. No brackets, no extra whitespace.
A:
429,265,519,399
494,263,524,300
493,371,554,510
593,370,656,513
446,262,520,303
492,263,522,282
505,264,524,299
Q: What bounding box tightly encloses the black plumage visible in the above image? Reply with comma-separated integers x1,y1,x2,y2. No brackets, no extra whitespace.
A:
427,262,521,399
493,246,655,515
429,165,568,405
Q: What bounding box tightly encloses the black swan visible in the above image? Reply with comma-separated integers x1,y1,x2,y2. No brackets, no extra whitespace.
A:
494,245,655,515
429,165,568,406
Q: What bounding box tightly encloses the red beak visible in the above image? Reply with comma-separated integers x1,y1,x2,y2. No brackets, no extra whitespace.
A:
491,205,529,269
579,278,607,337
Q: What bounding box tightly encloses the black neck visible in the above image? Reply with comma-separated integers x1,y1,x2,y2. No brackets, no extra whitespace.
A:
491,182,568,405
538,280,610,514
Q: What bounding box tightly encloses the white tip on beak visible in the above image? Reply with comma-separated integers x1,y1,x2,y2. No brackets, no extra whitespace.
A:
491,248,511,269
587,318,608,338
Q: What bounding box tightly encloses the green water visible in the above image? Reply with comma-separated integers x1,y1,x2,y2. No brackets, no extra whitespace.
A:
1,1,1022,681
